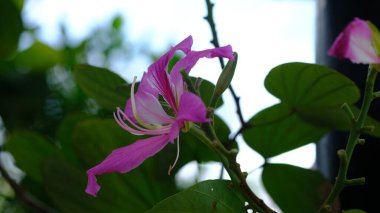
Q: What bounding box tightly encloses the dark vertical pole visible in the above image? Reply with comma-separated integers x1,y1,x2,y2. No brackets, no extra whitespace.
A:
316,0,380,212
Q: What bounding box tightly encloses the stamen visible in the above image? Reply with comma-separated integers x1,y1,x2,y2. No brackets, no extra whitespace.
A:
130,76,157,130
114,107,171,135
130,76,140,122
168,137,180,175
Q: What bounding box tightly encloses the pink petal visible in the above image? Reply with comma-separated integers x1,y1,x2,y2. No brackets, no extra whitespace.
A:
143,36,193,109
167,92,209,141
170,45,234,97
328,18,380,64
176,91,209,123
85,135,170,197
168,121,181,142
125,90,173,125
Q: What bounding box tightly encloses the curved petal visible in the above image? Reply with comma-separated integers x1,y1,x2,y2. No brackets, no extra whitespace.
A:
170,45,234,97
143,36,193,109
85,135,170,197
125,90,173,125
328,18,380,64
176,91,209,123
168,121,181,142
148,36,193,77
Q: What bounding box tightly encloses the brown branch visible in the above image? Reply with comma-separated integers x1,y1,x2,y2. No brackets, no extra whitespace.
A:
0,162,56,213
225,122,251,149
204,0,249,144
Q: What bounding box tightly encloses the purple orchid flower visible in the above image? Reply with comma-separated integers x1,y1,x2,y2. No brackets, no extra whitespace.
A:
85,36,234,197
328,18,380,64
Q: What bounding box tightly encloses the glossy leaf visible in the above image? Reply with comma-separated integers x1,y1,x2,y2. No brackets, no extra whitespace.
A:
243,103,327,158
298,105,380,138
262,163,326,213
243,63,362,158
57,113,90,164
43,157,129,213
4,131,57,182
14,42,62,70
73,118,178,209
147,180,245,213
193,77,224,108
74,64,129,111
265,62,360,107
0,0,23,59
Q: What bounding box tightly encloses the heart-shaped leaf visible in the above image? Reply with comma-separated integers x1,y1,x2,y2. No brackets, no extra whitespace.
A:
243,103,327,158
262,163,327,213
73,119,184,207
243,63,364,158
265,62,360,107
74,64,129,111
147,180,245,213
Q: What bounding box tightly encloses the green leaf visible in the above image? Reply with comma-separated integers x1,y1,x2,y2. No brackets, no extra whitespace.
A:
4,131,57,182
74,64,129,111
211,52,237,107
0,72,48,130
243,62,361,157
265,62,360,107
43,157,127,213
14,42,62,70
0,0,23,59
342,209,367,213
147,180,245,213
193,77,224,108
298,105,380,138
111,15,123,30
242,103,327,158
57,113,90,164
73,118,178,209
262,163,326,213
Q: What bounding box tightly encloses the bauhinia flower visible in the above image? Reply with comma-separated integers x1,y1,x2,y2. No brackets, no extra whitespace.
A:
85,36,234,197
328,18,380,64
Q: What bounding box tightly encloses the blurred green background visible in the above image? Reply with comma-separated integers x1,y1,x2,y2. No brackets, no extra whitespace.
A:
0,0,229,212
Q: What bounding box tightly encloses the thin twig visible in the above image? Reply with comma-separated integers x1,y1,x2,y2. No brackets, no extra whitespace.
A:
0,162,56,213
204,0,247,131
226,122,252,149
202,2,276,212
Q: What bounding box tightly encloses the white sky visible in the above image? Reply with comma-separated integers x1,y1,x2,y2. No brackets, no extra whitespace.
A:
22,0,317,210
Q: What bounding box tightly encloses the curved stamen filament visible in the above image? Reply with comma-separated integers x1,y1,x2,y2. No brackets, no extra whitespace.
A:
114,108,171,135
168,137,180,175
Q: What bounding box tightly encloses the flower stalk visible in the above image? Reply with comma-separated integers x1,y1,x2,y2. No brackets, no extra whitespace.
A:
189,126,276,213
318,65,378,213
0,162,56,213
